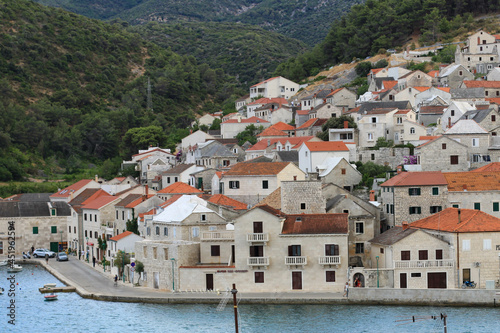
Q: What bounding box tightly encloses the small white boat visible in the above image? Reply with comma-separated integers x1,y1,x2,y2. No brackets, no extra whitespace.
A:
44,293,58,301
0,287,4,295
7,264,22,273
0,259,9,266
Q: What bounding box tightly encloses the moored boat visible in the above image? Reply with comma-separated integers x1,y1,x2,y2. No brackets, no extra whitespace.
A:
7,264,23,273
0,259,9,266
44,293,58,301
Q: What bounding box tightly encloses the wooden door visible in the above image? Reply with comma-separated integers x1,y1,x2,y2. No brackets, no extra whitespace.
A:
400,273,407,289
292,271,302,290
428,272,447,289
206,274,214,291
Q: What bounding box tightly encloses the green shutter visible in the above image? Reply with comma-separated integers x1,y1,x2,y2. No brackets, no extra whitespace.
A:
494,202,499,212
432,187,439,195
51,226,57,233
474,203,481,210
33,227,38,234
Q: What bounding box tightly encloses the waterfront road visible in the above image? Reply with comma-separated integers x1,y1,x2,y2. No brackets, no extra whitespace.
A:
26,257,346,304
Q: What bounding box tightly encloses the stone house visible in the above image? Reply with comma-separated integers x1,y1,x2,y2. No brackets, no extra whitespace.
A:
455,30,500,73
414,135,469,172
379,171,449,226
300,89,332,110
180,130,215,155
401,120,427,145
121,147,176,185
414,87,451,109
109,231,144,258
235,94,250,112
220,116,271,139
246,97,289,118
356,108,399,148
156,182,202,202
440,101,476,131
398,70,432,90
161,163,204,189
298,141,350,174
245,136,317,161
369,225,454,289
249,76,299,100
254,103,293,125
438,63,474,88
418,105,447,126
356,146,410,169
0,194,71,255
189,168,217,192
368,77,396,92
255,126,289,142
486,67,500,81
394,86,428,106
192,113,217,128
460,105,500,133
309,103,342,119
316,157,362,191
460,80,500,99
450,87,486,103
367,67,390,86
220,161,306,206
49,179,101,203
326,87,357,110
295,118,328,137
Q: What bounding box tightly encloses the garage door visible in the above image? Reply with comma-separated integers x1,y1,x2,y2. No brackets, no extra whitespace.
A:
427,272,447,289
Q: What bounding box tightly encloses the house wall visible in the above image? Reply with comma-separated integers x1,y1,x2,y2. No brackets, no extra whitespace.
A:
200,236,234,265
328,89,357,109
416,138,469,172
357,147,410,169
280,181,325,214
448,191,500,219
320,159,362,190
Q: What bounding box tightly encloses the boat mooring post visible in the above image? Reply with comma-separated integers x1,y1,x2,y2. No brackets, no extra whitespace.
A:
231,283,239,333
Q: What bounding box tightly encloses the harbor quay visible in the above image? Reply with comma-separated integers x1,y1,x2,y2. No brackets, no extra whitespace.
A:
18,257,500,307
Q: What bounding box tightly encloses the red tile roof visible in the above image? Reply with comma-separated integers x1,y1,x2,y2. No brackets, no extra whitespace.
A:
436,87,451,93
157,182,202,194
222,116,269,124
282,214,348,234
296,118,328,130
444,172,500,191
132,148,173,158
419,136,440,141
304,141,349,152
326,88,343,97
207,194,247,210
255,204,285,217
110,231,135,242
383,80,398,90
50,179,94,198
471,162,500,172
427,70,439,78
223,162,292,176
463,80,500,88
486,98,500,105
247,136,314,151
410,208,500,232
248,97,288,106
125,194,155,208
381,171,448,187
296,110,309,115
257,126,288,137
272,122,295,131
82,195,118,210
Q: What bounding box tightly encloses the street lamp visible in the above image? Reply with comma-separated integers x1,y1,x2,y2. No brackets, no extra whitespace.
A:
376,256,380,288
170,258,176,292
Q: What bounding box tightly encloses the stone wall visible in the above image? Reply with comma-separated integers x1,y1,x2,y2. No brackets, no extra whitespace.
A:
357,147,410,169
280,180,325,214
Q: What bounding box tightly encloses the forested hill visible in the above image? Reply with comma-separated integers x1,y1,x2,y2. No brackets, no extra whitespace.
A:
275,0,500,82
0,0,243,181
33,0,364,46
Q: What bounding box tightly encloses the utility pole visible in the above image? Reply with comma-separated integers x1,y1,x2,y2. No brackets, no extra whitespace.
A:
231,283,239,333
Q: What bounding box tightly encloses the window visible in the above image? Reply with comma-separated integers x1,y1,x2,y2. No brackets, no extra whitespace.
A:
483,239,492,250
74,226,76,234
450,155,459,165
33,227,39,234
436,249,443,260
51,226,57,234
255,272,264,283
408,188,421,196
409,207,421,214
69,226,71,233
249,245,263,257
288,245,301,256
432,187,439,195
143,246,147,258
155,226,160,235
462,239,471,251
442,143,446,149
122,211,125,220
380,248,384,254
410,127,415,134
84,213,87,221
472,138,479,147
401,250,410,260
371,153,375,161
253,221,263,233
211,245,220,256
153,247,157,259
192,227,199,238
418,250,428,260
430,206,442,214
411,273,422,278
300,203,306,210
85,230,88,237
146,227,151,236
94,231,98,239
164,248,169,260
341,168,346,175
326,271,336,282
397,117,402,124
89,214,92,222
262,180,268,189
51,208,56,216
325,244,339,256
368,133,374,141
116,211,118,219
229,181,240,189
355,243,364,254
451,110,455,116
493,202,499,212
201,214,207,221
492,115,496,122
164,227,168,236
474,202,481,210
371,117,377,123
355,222,364,234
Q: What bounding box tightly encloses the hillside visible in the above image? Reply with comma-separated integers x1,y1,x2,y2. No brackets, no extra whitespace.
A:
33,0,364,46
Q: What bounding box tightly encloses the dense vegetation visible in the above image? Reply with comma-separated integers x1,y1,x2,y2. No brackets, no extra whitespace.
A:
275,0,500,81
127,22,308,86
34,0,364,46
0,0,244,181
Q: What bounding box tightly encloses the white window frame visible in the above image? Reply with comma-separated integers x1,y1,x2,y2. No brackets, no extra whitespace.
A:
462,239,471,251
483,239,491,250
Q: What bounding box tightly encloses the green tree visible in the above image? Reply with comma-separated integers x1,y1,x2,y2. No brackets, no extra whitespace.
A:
114,250,130,276
235,124,264,146
121,126,167,158
134,260,144,285
126,217,139,235
316,115,357,141
355,61,372,77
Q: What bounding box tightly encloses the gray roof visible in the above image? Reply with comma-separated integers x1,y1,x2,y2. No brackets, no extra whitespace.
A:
115,194,143,207
460,108,491,123
358,101,411,114
326,194,346,212
200,141,236,158
302,89,332,100
369,226,417,245
162,164,195,175
373,77,395,89
445,119,488,134
450,88,484,99
8,193,52,202
0,201,71,217
275,151,298,163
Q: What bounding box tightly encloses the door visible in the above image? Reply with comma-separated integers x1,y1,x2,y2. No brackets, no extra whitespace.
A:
153,272,159,289
50,242,59,253
292,271,302,290
206,274,214,291
463,268,471,283
253,221,263,233
231,245,235,264
400,273,407,289
428,272,447,289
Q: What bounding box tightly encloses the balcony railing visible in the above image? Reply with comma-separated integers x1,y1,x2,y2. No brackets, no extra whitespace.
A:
319,256,341,265
200,231,234,241
247,233,269,242
394,259,454,268
247,257,269,266
285,256,307,265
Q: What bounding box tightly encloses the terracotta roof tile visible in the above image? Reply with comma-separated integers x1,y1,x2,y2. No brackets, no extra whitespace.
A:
410,208,500,232
444,172,500,191
223,162,291,176
207,194,247,210
257,126,288,137
125,194,155,208
296,118,318,129
255,204,285,217
222,116,269,124
282,214,348,234
247,136,314,151
419,135,440,140
272,122,295,131
156,182,202,194
50,179,93,198
381,171,448,187
304,141,349,152
257,187,281,209
427,70,439,77
471,162,500,172
486,97,500,105
436,87,451,93
248,97,288,106
383,80,398,90
82,195,118,210
110,231,135,241
463,80,500,88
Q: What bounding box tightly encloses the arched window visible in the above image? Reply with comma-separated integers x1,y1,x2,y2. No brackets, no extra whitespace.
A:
410,127,415,134
155,226,160,235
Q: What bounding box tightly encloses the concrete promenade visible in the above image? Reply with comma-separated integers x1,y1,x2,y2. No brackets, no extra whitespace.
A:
14,256,500,306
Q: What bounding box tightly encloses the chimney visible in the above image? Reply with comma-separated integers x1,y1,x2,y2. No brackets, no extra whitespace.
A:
310,106,313,110
95,174,98,182
369,190,375,202
448,117,451,128
396,165,403,174
344,120,349,129
323,98,326,103
190,129,193,134
402,221,409,230
463,184,467,191
145,185,149,198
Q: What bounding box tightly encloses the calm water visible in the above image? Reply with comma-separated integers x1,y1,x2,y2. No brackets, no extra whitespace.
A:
0,265,499,332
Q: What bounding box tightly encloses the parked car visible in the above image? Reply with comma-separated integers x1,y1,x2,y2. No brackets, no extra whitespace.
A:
32,248,56,258
56,252,68,261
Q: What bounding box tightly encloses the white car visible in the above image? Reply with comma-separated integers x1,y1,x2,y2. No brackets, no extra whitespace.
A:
32,248,56,258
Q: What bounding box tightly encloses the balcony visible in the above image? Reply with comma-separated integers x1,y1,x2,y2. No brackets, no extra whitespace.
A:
319,256,341,265
394,259,454,268
247,257,269,266
285,256,307,266
247,233,269,242
201,231,234,241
